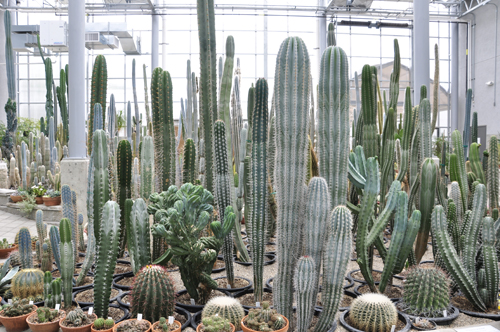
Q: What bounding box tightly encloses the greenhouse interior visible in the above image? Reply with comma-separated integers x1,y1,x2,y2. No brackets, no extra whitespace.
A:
0,0,497,331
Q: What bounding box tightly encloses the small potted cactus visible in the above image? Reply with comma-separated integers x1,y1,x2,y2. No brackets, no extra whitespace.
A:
0,238,17,258
151,317,181,332
91,317,115,332
197,315,235,332
113,318,152,332
0,299,38,332
59,307,97,332
26,307,66,332
241,302,288,332
43,190,61,206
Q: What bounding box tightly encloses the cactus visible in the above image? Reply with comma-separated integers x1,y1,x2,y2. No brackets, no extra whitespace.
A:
318,45,349,208
66,307,92,327
202,296,245,330
77,214,85,252
350,294,398,332
49,226,61,273
59,218,74,309
57,68,69,146
244,302,285,331
132,157,140,199
11,268,44,299
488,136,499,209
88,55,107,156
132,59,141,155
41,243,51,272
76,219,95,286
36,210,45,255
126,101,132,144
361,65,378,159
92,130,110,246
117,139,132,255
481,217,499,308
419,98,433,164
463,89,473,158
140,136,154,200
126,198,151,274
18,227,33,269
273,36,311,321
43,271,51,305
61,184,78,266
130,265,175,322
469,143,485,185
183,138,196,184
380,108,395,207
94,201,121,318
294,256,316,332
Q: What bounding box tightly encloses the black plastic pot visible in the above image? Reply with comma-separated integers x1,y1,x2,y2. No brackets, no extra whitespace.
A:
214,276,252,293
354,283,402,301
82,303,130,323
411,318,437,331
234,253,276,266
232,288,273,310
212,256,226,274
113,274,133,291
72,285,122,307
245,244,277,255
340,310,411,332
395,301,460,325
117,291,130,308
349,269,403,285
113,260,133,279
339,290,358,311
174,289,231,313
454,301,500,321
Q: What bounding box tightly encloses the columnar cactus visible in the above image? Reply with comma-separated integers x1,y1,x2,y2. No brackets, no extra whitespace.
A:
273,36,311,321
88,55,107,156
183,138,196,184
318,45,349,208
463,89,473,158
452,130,469,211
92,130,110,245
43,271,51,305
294,256,316,332
57,68,69,145
126,198,151,274
132,157,140,199
61,184,78,266
49,226,61,273
140,136,154,201
59,218,75,309
202,297,245,330
488,136,499,209
78,214,85,252
350,294,398,332
481,217,499,307
470,142,485,184
41,243,51,272
380,107,395,206
36,210,45,255
117,139,132,255
132,59,140,154
76,219,95,286
126,101,132,144
361,65,378,158
419,99,433,163
94,201,121,318
18,227,33,269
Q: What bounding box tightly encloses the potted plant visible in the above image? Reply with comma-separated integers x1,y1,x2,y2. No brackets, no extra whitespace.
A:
27,307,66,332
197,315,234,332
0,238,17,258
241,302,288,332
91,318,115,332
152,317,181,332
59,307,97,332
31,183,47,204
43,190,61,206
9,190,25,203
113,319,151,332
0,299,38,332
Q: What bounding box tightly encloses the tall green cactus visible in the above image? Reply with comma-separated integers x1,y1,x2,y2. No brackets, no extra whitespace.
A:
140,136,154,200
327,22,336,47
388,39,400,116
419,98,432,163
36,210,45,257
43,58,54,126
197,0,217,194
2,11,17,159
92,130,110,245
470,142,486,184
452,130,468,211
126,198,151,274
57,68,69,146
273,36,310,321
472,112,478,143
488,136,499,210
76,220,95,286
62,184,78,266
361,65,378,159
94,201,121,318
482,217,499,308
117,139,132,255
18,227,33,269
464,89,473,158
183,138,196,184
380,108,395,208
318,45,349,208
218,36,235,171
49,226,61,273
294,256,316,332
314,206,352,332
59,218,74,309
88,55,107,156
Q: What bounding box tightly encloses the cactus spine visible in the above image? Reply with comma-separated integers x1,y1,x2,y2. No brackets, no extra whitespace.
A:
117,139,132,255
126,198,151,274
92,130,110,245
94,201,121,318
59,218,75,309
318,45,349,208
469,142,486,184
202,296,245,330
2,11,17,159
18,227,33,269
488,136,499,209
481,217,499,308
419,98,432,163
140,136,154,200
88,55,107,156
294,256,316,332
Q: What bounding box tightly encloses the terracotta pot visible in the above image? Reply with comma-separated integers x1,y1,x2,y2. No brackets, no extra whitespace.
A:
113,319,151,332
91,322,114,332
0,305,38,332
152,320,182,332
241,315,288,332
10,195,23,203
35,196,44,204
43,196,61,206
60,313,97,332
27,309,66,332
0,244,17,259
197,322,235,332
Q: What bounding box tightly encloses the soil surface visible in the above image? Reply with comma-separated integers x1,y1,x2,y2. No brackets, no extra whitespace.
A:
75,288,120,303
356,284,402,298
340,295,354,308
116,276,134,287
52,267,82,278
414,319,435,329
108,306,126,321
216,277,250,289
114,263,133,275
75,276,94,287
352,270,382,282
212,260,225,271
237,292,273,307
452,295,500,315
152,321,181,332
175,290,228,306
60,314,96,327
116,320,150,332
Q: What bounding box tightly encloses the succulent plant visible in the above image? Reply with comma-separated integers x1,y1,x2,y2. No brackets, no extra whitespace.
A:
157,317,178,332
36,307,59,323
94,318,105,330
18,227,33,269
126,198,151,274
243,302,286,332
202,296,244,330
200,315,232,332
65,307,92,327
350,294,398,332
11,268,43,299
1,299,35,317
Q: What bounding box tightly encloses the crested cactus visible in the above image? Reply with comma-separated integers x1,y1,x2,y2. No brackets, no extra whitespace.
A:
94,201,121,318
88,55,107,156
318,45,349,208
140,136,154,200
130,265,175,322
126,198,151,274
202,296,245,330
183,138,196,184
18,227,33,269
350,294,398,332
92,130,110,245
11,269,44,299
488,136,499,210
273,36,311,321
59,218,74,309
117,139,132,255
294,256,316,332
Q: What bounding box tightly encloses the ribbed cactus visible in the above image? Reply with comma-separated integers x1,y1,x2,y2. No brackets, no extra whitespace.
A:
273,36,310,321
57,68,69,145
132,59,140,155
488,136,499,209
318,45,349,208
463,89,473,158
117,139,132,255
202,297,245,330
59,218,74,309
361,65,378,159
88,55,107,156
43,271,51,306
132,157,140,199
452,130,469,211
294,256,316,332
11,269,44,299
140,136,154,200
49,226,61,273
380,107,395,207
36,210,45,254
183,138,196,184
126,101,132,144
76,219,95,286
92,130,110,245
130,265,175,322
61,185,78,267
18,227,33,269
350,294,398,332
78,214,85,252
419,98,432,163
94,201,121,318
415,158,437,263
41,243,51,272
213,120,235,286
126,198,151,274
470,143,485,184
401,267,450,316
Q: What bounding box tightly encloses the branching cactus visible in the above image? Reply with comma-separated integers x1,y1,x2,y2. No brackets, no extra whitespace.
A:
140,136,154,201
318,45,349,208
183,138,196,184
117,139,132,255
294,256,316,332
92,130,110,245
59,218,74,309
273,36,311,321
88,55,107,156
18,227,33,269
126,198,151,274
94,201,121,318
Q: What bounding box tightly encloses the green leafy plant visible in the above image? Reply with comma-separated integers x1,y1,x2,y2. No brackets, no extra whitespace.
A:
20,193,36,216
31,183,47,197
15,117,40,147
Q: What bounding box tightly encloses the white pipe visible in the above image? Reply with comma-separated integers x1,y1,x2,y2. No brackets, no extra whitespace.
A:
451,5,459,132
151,0,159,71
413,0,430,103
162,11,167,70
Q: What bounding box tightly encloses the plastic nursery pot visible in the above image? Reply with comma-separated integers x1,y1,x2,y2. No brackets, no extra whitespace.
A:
411,318,437,331
214,276,253,293
112,318,151,332
43,196,61,206
113,260,133,279
113,274,133,291
175,289,231,313
339,310,411,332
26,309,66,332
197,321,235,332
394,300,459,325
73,285,122,308
0,244,17,259
234,253,276,267
349,269,402,285
232,288,273,310
212,256,225,274
152,320,182,332
116,291,130,308
452,296,500,321
338,290,358,312
91,322,113,332
190,309,249,329
60,313,97,332
240,315,288,332
73,274,95,293
0,305,38,332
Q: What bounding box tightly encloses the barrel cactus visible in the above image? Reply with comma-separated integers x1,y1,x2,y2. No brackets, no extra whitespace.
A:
18,227,33,269
350,294,398,332
202,296,245,330
11,268,44,299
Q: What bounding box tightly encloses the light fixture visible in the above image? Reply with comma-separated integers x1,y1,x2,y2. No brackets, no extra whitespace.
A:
486,81,494,86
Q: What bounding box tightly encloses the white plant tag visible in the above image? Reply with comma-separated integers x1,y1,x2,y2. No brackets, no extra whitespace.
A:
29,301,33,305
190,298,195,305
7,299,12,304
256,302,260,308
391,325,396,332
168,316,174,325
443,310,447,317
55,304,60,312
215,313,218,317
108,317,112,320
227,284,231,289
137,314,143,321
88,307,93,315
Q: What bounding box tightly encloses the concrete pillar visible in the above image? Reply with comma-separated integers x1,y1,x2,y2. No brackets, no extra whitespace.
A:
152,0,159,71
413,0,430,104
451,5,460,132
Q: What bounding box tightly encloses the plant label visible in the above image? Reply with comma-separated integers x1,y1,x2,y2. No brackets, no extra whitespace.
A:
88,307,93,315
256,302,260,308
168,316,174,324
7,299,12,304
55,304,60,312
391,325,395,332
215,313,218,317
138,314,143,321
443,310,447,317
108,317,112,320
415,317,420,323
29,301,33,305
227,284,231,289
190,299,195,305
